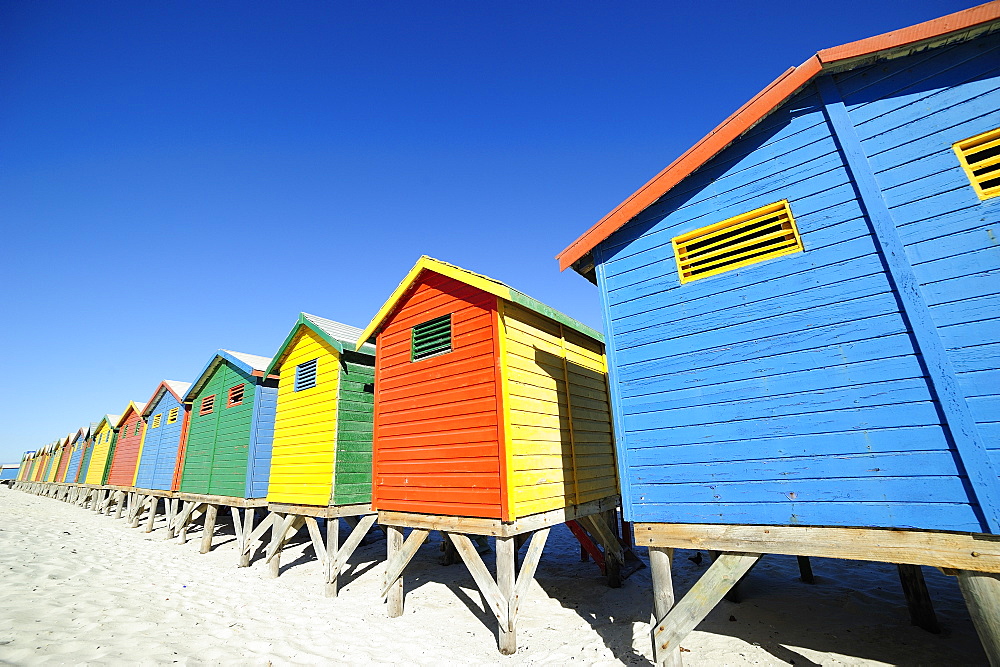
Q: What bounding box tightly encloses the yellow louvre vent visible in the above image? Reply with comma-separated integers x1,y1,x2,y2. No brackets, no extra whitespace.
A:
672,200,803,284
954,127,1000,201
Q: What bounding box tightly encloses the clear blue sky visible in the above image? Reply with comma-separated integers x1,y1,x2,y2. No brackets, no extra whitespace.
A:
0,0,969,461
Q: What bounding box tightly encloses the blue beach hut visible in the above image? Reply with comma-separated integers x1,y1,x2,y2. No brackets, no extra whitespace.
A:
134,380,192,491
557,5,1000,661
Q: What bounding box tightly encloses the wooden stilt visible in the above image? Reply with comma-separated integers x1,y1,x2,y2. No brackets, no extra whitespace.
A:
324,518,339,597
165,499,178,539
958,570,1000,665
200,504,219,554
496,536,517,654
145,497,159,532
117,491,130,520
652,553,762,662
649,547,683,667
892,563,939,633
265,513,306,577
797,556,815,584
130,495,147,528
386,525,406,617
238,509,260,567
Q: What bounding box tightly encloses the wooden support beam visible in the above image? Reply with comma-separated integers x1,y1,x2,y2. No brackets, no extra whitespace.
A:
652,553,762,660
381,528,430,598
266,514,306,577
636,523,1000,573
509,528,549,631
450,534,507,626
326,514,377,597
497,536,517,655
649,547,682,667
797,556,815,584
325,518,340,598
145,497,159,532
305,517,328,568
386,526,405,617
897,564,940,633
200,504,219,554
165,499,178,539
958,570,1000,665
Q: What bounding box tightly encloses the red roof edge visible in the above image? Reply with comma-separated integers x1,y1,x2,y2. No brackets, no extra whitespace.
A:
557,1,1000,272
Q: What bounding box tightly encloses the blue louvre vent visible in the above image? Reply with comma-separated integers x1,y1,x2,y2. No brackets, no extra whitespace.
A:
294,359,318,392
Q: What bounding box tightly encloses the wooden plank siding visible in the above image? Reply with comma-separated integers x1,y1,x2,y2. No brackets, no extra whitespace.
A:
181,361,258,497
134,390,187,491
106,406,145,487
593,71,984,532
54,439,73,483
836,32,1000,473
65,439,84,483
84,421,118,486
333,352,375,505
500,301,618,519
268,328,341,506
372,272,504,519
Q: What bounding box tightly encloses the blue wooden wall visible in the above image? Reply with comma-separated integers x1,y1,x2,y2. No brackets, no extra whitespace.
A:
594,31,1000,533
64,440,83,483
134,390,185,491
245,382,277,499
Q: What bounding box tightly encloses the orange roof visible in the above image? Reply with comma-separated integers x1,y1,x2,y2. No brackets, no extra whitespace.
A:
557,2,1000,273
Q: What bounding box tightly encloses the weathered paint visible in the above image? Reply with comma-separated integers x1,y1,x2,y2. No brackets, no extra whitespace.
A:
106,402,147,487
84,415,120,486
362,258,616,522
267,314,375,507
133,381,191,491
178,350,276,499
581,23,1000,533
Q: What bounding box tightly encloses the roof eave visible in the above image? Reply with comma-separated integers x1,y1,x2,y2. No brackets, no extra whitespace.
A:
557,2,1000,275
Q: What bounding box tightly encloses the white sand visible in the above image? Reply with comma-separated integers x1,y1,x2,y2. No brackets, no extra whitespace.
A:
0,487,989,665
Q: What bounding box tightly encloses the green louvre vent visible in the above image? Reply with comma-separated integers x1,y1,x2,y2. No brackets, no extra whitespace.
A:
412,314,452,361
295,359,318,392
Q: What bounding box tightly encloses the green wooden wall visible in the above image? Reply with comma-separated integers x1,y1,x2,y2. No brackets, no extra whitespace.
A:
180,361,257,497
332,351,375,505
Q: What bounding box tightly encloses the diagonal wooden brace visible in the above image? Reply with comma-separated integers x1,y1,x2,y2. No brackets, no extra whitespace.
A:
380,528,430,597
329,515,377,576
508,528,550,632
652,552,762,663
450,534,508,626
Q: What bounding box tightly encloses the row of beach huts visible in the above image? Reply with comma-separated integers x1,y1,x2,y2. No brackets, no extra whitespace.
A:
11,5,1000,664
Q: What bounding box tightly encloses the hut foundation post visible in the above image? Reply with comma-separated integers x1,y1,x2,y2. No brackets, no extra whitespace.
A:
957,570,1000,664
383,525,424,618
325,518,339,597
651,552,762,664
200,504,219,554
496,535,517,654
265,513,306,577
237,508,257,567
165,499,178,539
897,564,940,633
649,547,682,667
119,491,132,520
797,556,815,584
115,491,126,516
129,494,147,527
145,497,159,532
448,528,550,656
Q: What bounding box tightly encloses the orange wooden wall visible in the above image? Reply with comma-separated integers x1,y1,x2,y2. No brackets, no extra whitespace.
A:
106,410,145,486
372,272,504,518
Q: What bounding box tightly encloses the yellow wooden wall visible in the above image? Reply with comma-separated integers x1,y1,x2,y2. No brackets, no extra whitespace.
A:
85,423,114,485
499,302,618,520
267,327,340,505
